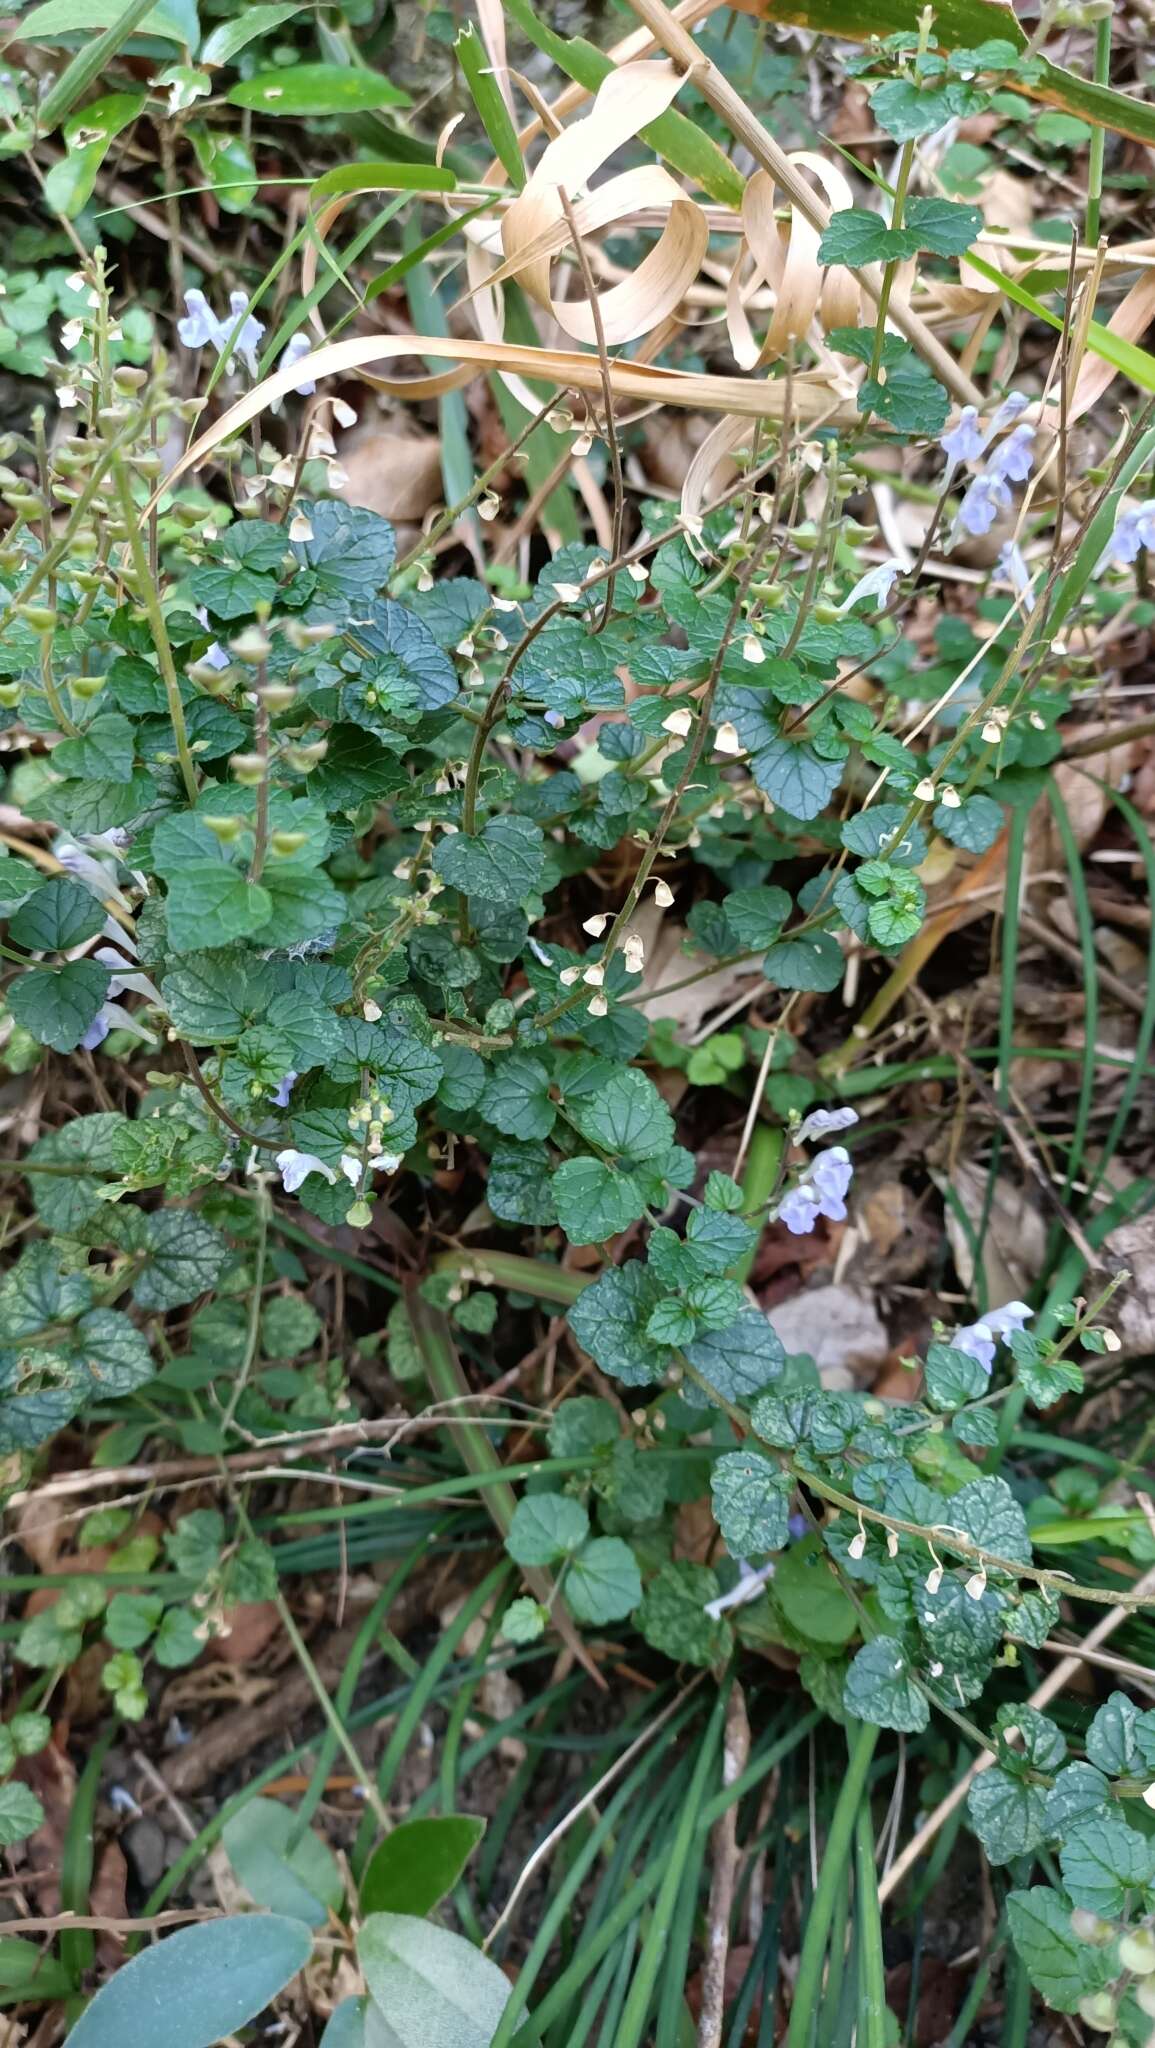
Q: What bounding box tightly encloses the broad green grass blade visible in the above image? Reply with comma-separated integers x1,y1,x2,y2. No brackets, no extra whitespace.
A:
786,1720,880,2048
854,1800,887,2048
1087,783,1155,1201
36,0,155,132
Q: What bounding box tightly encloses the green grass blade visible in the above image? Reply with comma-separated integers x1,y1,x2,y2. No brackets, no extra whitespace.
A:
1087,783,1155,1200
854,1800,887,2048
1044,778,1098,1205
614,1683,729,2048
457,23,525,189
786,1720,880,2048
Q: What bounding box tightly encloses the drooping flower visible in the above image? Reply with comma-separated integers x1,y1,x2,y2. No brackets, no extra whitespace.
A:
268,1070,298,1109
704,1557,776,1619
995,540,1035,609
987,423,1035,485
838,560,903,614
796,1105,859,1143
986,391,1030,438
940,406,985,469
279,331,316,396
958,473,1013,538
81,1009,111,1051
276,1149,337,1192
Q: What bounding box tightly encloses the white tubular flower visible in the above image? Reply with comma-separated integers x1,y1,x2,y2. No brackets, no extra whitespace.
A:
276,1150,337,1192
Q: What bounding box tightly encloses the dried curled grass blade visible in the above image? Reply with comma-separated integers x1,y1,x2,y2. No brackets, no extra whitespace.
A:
624,0,983,407
680,414,759,524
500,170,709,346
1067,267,1155,423
152,331,863,510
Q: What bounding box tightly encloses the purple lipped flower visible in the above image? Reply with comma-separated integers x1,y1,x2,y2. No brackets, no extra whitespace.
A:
797,1105,859,1143
995,540,1034,609
805,1145,854,1221
177,288,219,350
958,473,1013,538
1107,502,1155,566
986,391,1030,439
81,1008,111,1051
952,1321,997,1373
704,1557,776,1619
983,1299,1033,1340
951,1299,1031,1375
787,1512,809,1542
987,423,1035,485
941,406,985,469
775,1184,823,1236
838,561,902,613
279,332,316,396
269,1070,298,1109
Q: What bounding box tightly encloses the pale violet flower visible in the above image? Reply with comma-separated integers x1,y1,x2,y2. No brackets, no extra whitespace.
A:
838,560,902,614
177,287,219,350
276,1149,337,1192
80,999,153,1051
704,1557,776,1619
224,291,265,377
1107,503,1155,566
958,473,1012,538
987,423,1035,485
81,1009,111,1051
940,406,985,469
996,540,1035,609
796,1106,859,1144
202,640,231,671
953,1322,997,1373
986,391,1030,439
951,1299,1033,1375
983,1299,1033,1340
279,332,316,396
806,1146,854,1221
177,288,264,378
774,1145,854,1235
269,1070,297,1109
93,945,162,1006
775,1184,822,1235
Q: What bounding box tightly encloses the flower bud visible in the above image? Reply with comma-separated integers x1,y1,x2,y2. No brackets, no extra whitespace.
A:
1070,1909,1116,1946
346,1198,373,1227
284,619,339,649
258,683,297,713
113,364,149,392
229,627,273,665
283,739,328,772
204,814,245,843
15,603,56,633
1118,1929,1155,1975
188,659,234,693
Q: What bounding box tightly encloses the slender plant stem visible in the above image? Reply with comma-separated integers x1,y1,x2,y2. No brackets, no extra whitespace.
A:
112,459,198,803
1084,12,1112,237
